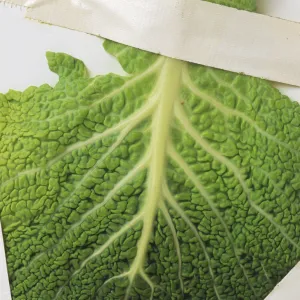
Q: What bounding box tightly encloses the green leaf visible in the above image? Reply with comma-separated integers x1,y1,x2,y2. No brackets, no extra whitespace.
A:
1,0,300,299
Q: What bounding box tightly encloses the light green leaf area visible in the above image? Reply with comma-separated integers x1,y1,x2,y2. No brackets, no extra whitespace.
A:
1,1,300,299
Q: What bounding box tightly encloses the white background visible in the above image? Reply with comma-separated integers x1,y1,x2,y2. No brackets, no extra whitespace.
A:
0,2,125,93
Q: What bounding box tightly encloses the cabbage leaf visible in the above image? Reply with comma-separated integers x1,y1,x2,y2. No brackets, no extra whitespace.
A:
1,0,300,299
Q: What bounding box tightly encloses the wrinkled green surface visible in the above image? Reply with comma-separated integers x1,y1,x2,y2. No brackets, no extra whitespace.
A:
204,0,256,11
1,0,300,299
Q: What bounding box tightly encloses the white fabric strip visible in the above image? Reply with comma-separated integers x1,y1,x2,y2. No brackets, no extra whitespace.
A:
23,0,300,86
0,0,27,6
0,223,11,300
265,262,300,300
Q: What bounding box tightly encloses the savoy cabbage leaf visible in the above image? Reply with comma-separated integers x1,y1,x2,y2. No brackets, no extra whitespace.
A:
1,0,300,299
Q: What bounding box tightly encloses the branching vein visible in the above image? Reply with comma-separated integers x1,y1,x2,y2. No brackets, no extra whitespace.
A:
183,68,298,155
0,91,156,190
174,100,300,251
167,143,256,295
17,155,149,277
53,213,143,300
163,182,222,300
159,201,184,295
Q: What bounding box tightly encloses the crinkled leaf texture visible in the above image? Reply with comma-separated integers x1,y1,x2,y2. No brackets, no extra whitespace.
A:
1,1,300,300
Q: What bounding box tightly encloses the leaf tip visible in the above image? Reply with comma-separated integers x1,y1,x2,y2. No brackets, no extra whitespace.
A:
46,51,89,80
